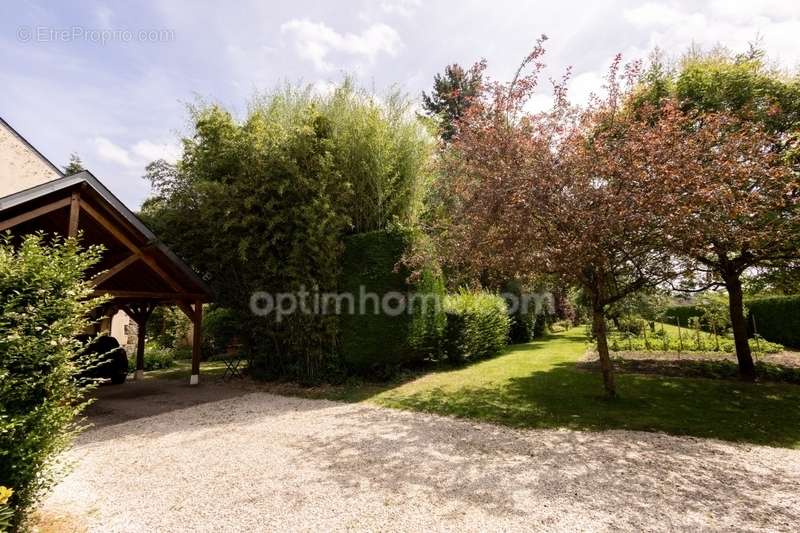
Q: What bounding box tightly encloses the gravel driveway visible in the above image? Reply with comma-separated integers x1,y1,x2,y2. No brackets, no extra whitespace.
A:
43,381,800,532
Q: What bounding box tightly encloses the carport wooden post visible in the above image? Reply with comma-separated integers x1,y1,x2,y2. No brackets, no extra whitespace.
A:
190,300,202,386
124,304,155,381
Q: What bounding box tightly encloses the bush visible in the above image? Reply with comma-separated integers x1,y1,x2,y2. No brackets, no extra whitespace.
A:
148,306,190,349
0,234,102,528
503,280,535,343
747,295,800,348
201,306,240,357
442,290,510,363
339,228,445,375
127,342,175,372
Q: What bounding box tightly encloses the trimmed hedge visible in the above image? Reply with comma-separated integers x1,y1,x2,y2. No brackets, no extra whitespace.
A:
339,228,445,374
662,305,703,327
747,295,800,348
442,290,510,363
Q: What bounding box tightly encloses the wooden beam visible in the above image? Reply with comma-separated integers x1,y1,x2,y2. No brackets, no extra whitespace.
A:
80,199,194,297
190,300,202,385
0,197,70,232
92,253,141,286
78,200,140,253
93,289,207,300
68,192,80,237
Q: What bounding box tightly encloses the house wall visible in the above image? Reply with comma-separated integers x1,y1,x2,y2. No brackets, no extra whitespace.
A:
0,120,60,197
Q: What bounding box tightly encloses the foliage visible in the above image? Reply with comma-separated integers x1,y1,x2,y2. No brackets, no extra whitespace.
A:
339,228,445,375
62,153,85,175
435,40,678,397
147,306,190,349
608,322,782,354
141,102,349,384
636,47,800,381
127,342,175,372
747,295,800,348
201,306,239,357
503,280,535,343
0,234,103,528
441,290,510,363
422,63,483,141
141,81,433,382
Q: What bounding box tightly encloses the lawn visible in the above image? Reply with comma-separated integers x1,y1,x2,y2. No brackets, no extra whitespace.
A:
164,328,800,448
364,328,800,448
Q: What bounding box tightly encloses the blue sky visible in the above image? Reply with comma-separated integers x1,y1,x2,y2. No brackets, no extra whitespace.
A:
2,0,799,209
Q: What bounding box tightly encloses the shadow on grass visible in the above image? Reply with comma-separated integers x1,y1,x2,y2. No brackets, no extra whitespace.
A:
375,361,800,449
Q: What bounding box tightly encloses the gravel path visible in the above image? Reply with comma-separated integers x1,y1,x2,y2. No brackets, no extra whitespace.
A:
43,384,800,532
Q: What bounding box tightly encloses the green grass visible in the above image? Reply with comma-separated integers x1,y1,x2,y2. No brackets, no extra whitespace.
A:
367,328,800,448
147,328,800,448
142,359,228,380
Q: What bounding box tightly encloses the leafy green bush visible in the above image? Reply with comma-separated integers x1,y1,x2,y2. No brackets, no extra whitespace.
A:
339,228,445,375
747,295,800,348
201,306,240,357
0,234,102,528
608,328,782,354
148,306,190,349
127,342,175,372
503,280,535,343
442,290,510,363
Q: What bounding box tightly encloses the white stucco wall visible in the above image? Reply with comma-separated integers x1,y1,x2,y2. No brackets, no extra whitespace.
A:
0,120,60,198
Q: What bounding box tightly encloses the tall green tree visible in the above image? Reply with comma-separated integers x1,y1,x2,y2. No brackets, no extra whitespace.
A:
422,63,483,141
63,153,85,175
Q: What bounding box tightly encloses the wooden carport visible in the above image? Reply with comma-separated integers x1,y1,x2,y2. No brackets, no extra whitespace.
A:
0,171,213,385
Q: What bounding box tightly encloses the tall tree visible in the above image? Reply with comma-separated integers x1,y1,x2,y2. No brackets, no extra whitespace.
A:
435,43,675,397
637,47,800,380
63,153,85,175
422,62,483,141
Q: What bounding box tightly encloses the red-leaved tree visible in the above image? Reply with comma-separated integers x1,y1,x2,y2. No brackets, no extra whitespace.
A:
436,43,678,397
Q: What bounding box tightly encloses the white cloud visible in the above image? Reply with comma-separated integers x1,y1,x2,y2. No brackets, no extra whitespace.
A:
280,18,402,72
94,137,134,167
131,139,182,163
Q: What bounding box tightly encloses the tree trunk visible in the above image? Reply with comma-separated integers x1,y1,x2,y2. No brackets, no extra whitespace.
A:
592,307,617,398
725,274,756,381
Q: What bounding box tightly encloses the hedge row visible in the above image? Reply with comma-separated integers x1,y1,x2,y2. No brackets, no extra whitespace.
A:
442,290,511,363
339,228,445,374
746,296,800,348
664,295,800,348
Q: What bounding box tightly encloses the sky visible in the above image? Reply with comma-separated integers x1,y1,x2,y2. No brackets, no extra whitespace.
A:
1,0,799,210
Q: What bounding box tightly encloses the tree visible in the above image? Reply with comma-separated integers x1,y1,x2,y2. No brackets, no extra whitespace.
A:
637,48,800,380
0,234,103,528
422,62,483,141
435,43,676,397
63,153,85,175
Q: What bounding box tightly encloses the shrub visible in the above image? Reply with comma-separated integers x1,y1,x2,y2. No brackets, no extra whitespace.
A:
148,306,191,349
503,280,535,343
127,342,175,372
442,290,510,363
0,234,102,528
747,295,800,348
201,306,240,357
339,228,445,375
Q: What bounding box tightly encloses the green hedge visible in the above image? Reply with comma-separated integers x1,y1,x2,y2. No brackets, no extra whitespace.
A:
339,228,445,374
747,295,800,348
442,290,510,363
662,305,703,327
